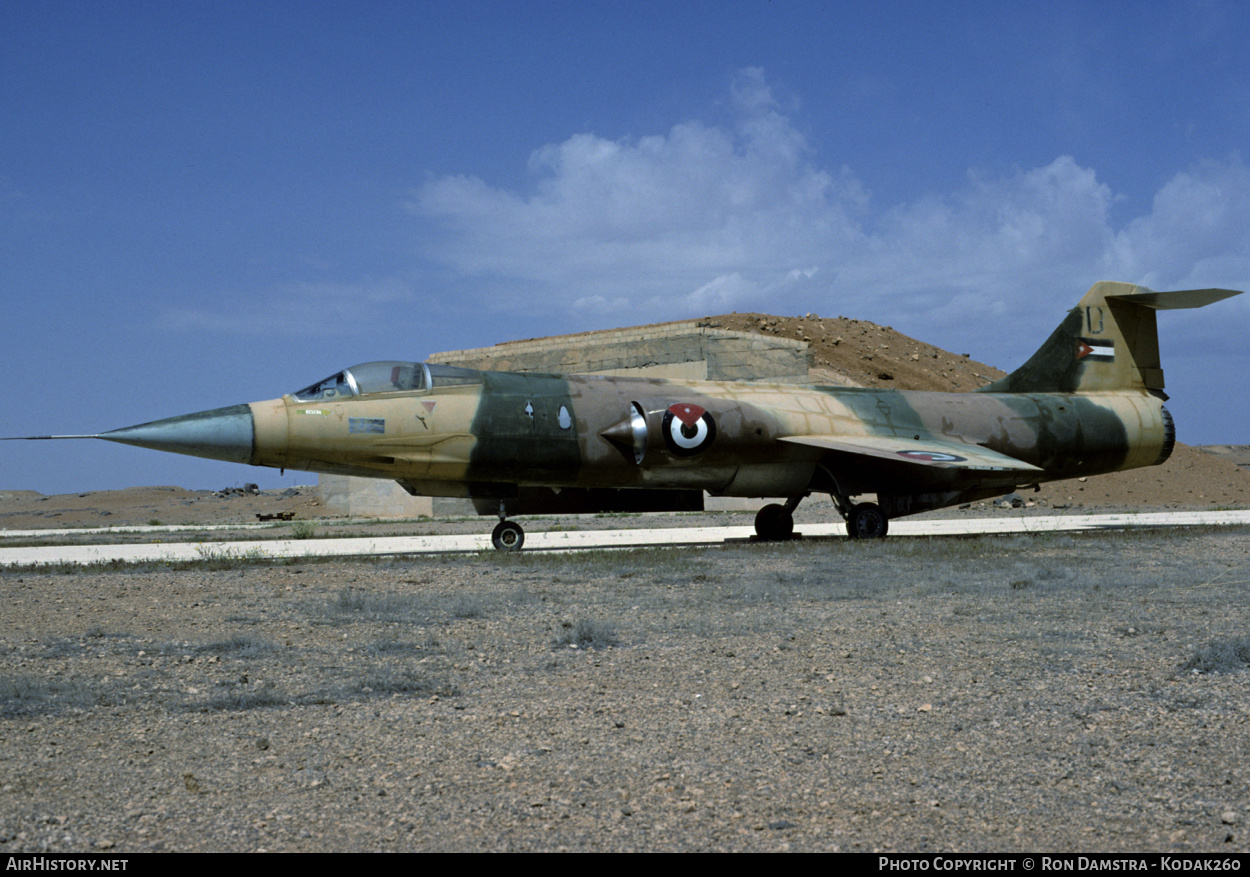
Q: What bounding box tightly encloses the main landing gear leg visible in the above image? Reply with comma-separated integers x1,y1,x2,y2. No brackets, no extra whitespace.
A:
845,502,889,539
491,501,525,551
754,494,804,541
829,491,890,540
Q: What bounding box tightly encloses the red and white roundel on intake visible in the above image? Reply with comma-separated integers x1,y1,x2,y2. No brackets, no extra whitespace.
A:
663,403,716,456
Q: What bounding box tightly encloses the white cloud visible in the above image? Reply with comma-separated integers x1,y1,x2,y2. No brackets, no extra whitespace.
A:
847,156,1123,329
658,272,758,315
410,69,868,319
159,69,1248,369
1113,156,1250,290
409,70,1250,349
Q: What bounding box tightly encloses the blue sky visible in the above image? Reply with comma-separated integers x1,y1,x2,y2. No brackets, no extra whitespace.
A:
4,0,1249,495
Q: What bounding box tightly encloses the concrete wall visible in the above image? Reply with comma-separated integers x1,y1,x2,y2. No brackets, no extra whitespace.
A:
318,474,432,519
429,321,811,382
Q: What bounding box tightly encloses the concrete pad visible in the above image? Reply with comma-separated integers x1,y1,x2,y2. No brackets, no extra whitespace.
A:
3,510,1249,566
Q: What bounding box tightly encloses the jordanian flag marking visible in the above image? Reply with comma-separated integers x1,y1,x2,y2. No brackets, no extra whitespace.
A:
1077,338,1114,361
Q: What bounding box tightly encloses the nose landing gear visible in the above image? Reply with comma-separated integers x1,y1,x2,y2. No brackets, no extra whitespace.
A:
491,501,525,551
491,520,524,550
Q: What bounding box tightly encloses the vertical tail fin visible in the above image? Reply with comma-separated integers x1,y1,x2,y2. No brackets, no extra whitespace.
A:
979,281,1240,395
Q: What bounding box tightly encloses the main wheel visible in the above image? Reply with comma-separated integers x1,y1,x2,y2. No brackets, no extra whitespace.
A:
754,503,795,541
846,503,888,539
491,520,525,551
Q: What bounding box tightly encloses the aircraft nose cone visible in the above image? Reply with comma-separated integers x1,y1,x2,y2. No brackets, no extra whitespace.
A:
99,404,255,465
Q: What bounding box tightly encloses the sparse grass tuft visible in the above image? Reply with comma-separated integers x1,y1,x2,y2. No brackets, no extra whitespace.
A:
450,594,486,619
331,588,437,624
1179,635,1250,675
357,664,458,697
365,640,422,656
365,632,444,657
0,675,52,716
38,637,88,659
193,682,289,712
289,520,317,540
553,618,620,650
196,635,281,658
193,544,269,567
0,674,99,717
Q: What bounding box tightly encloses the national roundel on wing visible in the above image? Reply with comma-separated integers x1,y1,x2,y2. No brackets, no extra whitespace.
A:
895,450,967,463
663,402,716,456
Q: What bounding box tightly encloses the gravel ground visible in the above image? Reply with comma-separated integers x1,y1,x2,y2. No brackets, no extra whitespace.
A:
3,525,1250,852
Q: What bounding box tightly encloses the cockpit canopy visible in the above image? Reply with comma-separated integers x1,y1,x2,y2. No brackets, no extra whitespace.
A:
292,361,481,402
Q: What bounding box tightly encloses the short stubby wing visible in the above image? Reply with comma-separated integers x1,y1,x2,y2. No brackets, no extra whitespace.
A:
779,434,1043,472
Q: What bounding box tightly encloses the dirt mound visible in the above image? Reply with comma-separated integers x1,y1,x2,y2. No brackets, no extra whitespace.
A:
709,311,1005,391
1030,443,1250,510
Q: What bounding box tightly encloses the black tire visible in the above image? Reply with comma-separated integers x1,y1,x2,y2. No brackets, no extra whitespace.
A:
491,520,525,551
846,503,888,539
754,503,794,541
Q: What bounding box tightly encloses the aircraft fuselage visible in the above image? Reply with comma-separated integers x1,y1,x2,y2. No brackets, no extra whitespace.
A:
241,372,1170,513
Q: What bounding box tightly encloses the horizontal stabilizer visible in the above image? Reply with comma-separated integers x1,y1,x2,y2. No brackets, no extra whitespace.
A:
1105,288,1241,310
779,434,1042,472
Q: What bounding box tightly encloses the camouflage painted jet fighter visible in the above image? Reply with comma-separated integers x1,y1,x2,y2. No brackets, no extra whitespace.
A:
14,282,1241,549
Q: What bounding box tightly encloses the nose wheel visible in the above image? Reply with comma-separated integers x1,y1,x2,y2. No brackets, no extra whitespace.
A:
491,519,525,551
